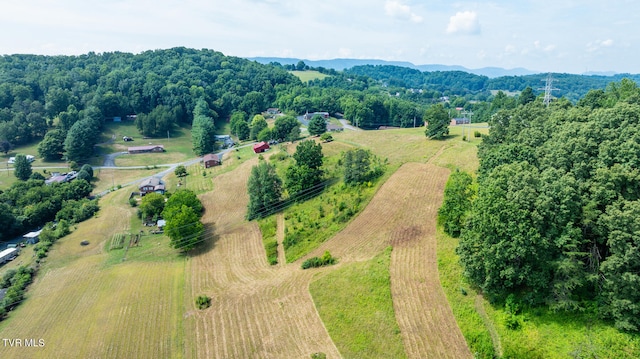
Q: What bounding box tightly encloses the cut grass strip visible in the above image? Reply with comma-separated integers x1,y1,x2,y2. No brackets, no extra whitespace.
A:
310,247,406,359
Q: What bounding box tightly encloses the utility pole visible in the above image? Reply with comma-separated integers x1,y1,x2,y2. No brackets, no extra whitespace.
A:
461,110,473,141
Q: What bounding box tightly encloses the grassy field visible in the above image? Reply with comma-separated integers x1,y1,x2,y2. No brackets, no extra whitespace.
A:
290,70,330,83
310,247,406,359
0,184,187,359
5,119,638,358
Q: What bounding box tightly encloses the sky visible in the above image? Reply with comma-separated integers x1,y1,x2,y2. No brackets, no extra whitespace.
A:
1,0,639,74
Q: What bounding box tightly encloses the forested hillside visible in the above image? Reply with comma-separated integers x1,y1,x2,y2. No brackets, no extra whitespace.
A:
450,79,640,332
345,64,640,102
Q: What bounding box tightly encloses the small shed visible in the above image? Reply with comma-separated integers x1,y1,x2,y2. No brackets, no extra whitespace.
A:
450,118,471,126
253,142,270,153
157,219,166,229
24,229,43,244
203,153,221,168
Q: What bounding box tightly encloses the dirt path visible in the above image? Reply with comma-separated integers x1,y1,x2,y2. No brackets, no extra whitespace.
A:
475,295,503,357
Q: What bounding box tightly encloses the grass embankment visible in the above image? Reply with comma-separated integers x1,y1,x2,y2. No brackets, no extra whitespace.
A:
258,216,278,265
310,247,405,359
437,230,496,358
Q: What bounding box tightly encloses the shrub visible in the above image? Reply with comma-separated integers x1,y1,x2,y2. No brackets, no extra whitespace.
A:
196,295,211,310
311,353,326,359
474,130,482,138
129,197,138,207
265,240,278,265
301,251,336,269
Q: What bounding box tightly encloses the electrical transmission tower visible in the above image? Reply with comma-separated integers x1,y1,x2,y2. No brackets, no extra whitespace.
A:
539,73,559,107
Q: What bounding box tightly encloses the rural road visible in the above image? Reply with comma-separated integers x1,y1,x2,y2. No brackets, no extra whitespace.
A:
339,119,362,131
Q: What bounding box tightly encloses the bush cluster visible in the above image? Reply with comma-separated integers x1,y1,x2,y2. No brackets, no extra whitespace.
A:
301,251,336,269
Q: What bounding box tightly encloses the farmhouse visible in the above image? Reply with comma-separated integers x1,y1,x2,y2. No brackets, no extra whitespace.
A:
266,108,280,115
253,142,270,153
203,153,221,168
214,135,234,148
24,229,42,244
450,117,471,126
139,177,166,196
303,111,330,121
0,247,19,264
128,145,165,154
327,124,344,132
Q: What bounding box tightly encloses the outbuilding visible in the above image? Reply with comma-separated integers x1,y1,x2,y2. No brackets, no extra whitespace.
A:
253,142,270,153
0,247,19,264
128,145,165,154
203,153,221,168
24,229,42,244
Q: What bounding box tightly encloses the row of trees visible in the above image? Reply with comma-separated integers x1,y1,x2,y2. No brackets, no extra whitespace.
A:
246,141,384,220
443,80,640,332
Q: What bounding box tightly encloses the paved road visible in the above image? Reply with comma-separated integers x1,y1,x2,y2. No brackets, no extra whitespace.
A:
339,119,362,131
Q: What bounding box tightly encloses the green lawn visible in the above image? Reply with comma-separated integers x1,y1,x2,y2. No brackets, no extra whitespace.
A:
310,247,405,359
290,70,330,83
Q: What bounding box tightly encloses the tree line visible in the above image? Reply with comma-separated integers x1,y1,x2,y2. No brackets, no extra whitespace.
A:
440,79,640,332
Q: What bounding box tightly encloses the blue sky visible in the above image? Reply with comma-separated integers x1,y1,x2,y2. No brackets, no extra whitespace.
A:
1,0,639,74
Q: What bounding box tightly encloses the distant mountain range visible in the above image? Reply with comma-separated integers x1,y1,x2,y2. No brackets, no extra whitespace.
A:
247,57,540,78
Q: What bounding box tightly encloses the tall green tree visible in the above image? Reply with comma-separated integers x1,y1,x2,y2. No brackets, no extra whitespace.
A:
139,192,165,220
285,140,324,199
342,148,384,185
163,189,203,217
13,154,32,181
64,119,98,162
600,200,640,331
37,129,66,161
424,104,449,140
191,110,216,156
246,161,282,220
0,140,11,155
272,115,300,141
518,86,536,105
250,115,268,141
437,170,474,238
165,204,204,252
308,115,327,136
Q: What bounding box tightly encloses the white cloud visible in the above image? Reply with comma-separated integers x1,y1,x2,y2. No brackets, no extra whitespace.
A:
384,1,423,23
446,11,480,35
587,39,614,52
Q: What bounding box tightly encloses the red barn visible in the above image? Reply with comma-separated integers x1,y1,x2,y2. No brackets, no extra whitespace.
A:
203,153,221,168
253,142,270,153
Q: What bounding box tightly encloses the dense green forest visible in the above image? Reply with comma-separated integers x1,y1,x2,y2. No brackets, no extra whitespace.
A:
443,79,640,332
345,64,640,102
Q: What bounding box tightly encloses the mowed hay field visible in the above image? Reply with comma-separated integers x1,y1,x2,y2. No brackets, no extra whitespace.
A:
0,184,187,359
0,126,476,358
186,157,341,358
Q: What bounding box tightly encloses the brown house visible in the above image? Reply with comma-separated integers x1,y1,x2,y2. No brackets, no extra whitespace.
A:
139,177,165,196
203,153,221,168
128,145,165,154
253,142,270,153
